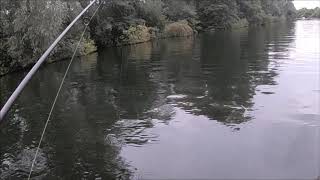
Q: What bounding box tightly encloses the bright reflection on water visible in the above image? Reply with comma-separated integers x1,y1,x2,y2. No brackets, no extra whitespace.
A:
1,20,319,179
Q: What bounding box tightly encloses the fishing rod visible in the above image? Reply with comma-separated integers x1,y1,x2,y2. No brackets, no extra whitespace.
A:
0,0,98,122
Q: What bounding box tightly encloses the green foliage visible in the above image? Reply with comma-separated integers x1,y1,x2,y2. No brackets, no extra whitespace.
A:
261,0,296,19
135,0,166,28
0,0,71,73
163,0,197,22
82,38,97,55
109,0,135,18
237,0,266,24
297,7,320,19
0,0,97,75
9,1,68,59
121,25,152,45
198,0,239,29
312,8,320,18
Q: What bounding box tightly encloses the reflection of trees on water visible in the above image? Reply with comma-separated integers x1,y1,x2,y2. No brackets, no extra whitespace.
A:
0,55,133,179
107,22,296,139
155,22,295,126
0,21,296,179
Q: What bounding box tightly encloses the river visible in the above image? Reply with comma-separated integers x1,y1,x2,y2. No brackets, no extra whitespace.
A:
1,20,319,179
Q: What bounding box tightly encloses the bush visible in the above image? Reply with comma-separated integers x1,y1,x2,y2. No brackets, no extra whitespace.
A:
163,20,194,37
119,25,152,45
82,38,97,55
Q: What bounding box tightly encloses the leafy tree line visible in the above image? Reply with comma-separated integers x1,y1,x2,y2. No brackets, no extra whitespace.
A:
297,7,320,19
0,0,95,75
0,0,296,75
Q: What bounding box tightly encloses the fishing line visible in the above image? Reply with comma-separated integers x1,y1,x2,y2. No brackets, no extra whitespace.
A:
27,2,102,179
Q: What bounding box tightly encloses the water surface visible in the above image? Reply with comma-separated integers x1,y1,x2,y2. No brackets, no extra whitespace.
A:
1,20,319,179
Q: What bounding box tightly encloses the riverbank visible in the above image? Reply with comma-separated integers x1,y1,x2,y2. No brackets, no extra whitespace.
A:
0,18,288,77
0,0,296,76
0,20,195,77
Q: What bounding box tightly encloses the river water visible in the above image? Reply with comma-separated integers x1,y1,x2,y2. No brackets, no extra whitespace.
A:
1,20,319,179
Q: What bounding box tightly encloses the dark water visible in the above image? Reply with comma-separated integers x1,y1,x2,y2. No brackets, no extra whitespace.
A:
1,20,319,179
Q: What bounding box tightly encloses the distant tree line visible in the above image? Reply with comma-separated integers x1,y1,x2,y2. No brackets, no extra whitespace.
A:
297,7,320,19
0,0,296,75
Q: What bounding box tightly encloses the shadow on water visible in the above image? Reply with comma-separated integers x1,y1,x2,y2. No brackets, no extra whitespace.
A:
0,21,301,178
